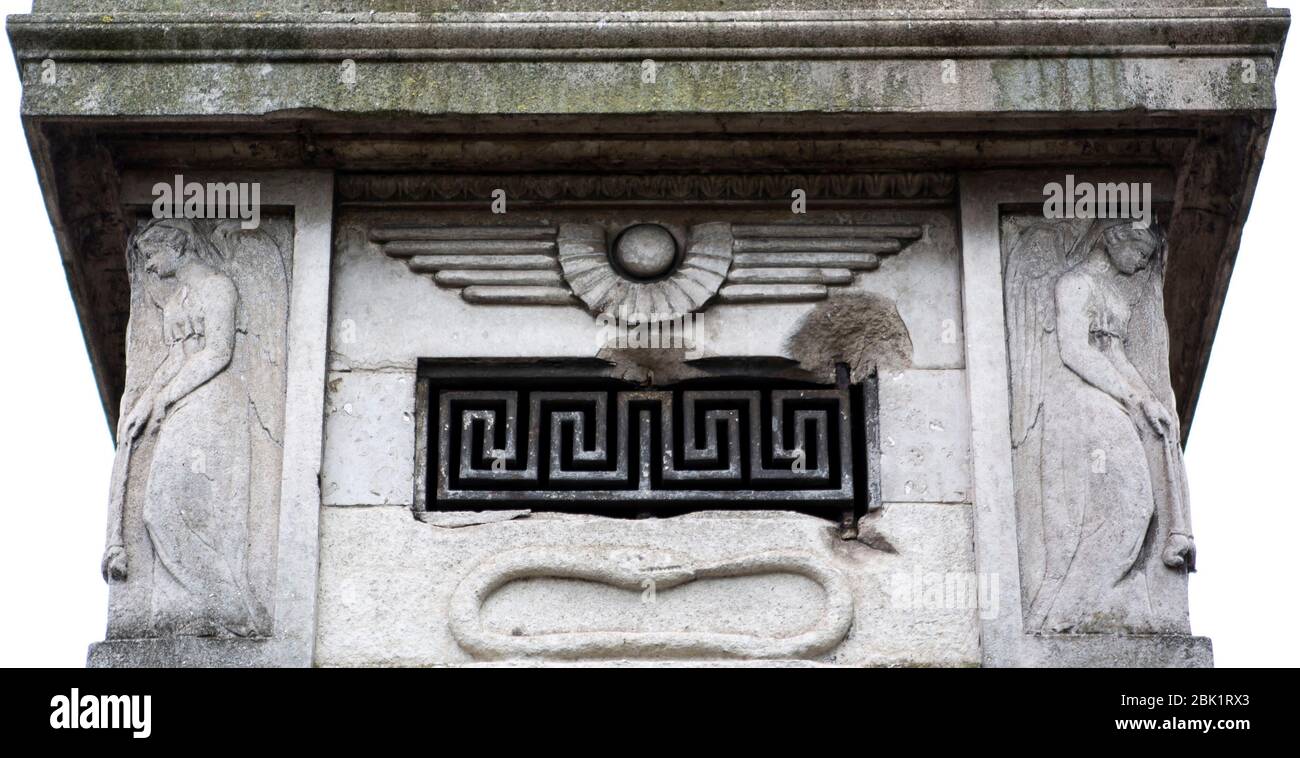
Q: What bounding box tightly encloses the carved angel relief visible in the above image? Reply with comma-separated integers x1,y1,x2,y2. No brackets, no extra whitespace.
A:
1004,217,1194,635
103,217,290,639
370,222,923,322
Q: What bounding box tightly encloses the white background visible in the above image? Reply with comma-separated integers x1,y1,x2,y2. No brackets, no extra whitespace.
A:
0,2,1295,667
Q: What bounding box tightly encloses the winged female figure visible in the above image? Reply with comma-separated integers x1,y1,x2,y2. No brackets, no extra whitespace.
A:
1006,218,1195,634
101,218,271,637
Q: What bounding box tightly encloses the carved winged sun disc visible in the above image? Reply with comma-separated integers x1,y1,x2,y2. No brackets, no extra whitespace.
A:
371,221,924,321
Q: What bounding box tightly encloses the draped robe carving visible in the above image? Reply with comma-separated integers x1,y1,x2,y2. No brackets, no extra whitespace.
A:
1005,218,1195,634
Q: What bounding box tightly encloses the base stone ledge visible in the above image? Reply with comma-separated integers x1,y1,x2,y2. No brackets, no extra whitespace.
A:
1010,634,1213,668
87,638,294,668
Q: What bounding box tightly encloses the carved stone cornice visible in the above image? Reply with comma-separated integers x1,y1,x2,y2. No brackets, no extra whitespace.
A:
8,9,1289,63
12,9,1284,120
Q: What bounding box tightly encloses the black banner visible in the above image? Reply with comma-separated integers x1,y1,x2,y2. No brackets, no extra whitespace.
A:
0,666,1290,746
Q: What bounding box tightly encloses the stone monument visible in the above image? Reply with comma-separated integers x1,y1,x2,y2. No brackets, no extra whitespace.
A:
7,0,1287,667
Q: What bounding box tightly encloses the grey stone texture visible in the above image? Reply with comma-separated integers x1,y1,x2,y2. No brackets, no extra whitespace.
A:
87,638,284,669
103,217,293,640
314,199,979,666
7,2,1283,666
85,171,336,668
1004,217,1194,635
29,2,1277,10
878,369,971,504
321,369,416,507
316,505,978,667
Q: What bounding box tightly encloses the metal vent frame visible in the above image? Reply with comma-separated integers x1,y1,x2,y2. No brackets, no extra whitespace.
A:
414,359,881,526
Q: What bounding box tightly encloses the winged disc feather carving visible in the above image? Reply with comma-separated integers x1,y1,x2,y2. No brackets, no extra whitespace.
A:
371,222,924,322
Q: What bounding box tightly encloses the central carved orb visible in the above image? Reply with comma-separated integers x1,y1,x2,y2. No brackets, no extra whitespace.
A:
612,224,678,280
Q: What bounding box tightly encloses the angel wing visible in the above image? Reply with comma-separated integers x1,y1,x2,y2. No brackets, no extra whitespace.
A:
1004,220,1080,448
717,223,925,303
210,219,292,448
370,225,577,306
1003,219,1082,626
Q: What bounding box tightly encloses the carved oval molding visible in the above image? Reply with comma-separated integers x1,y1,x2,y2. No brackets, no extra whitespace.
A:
558,222,733,323
448,546,854,661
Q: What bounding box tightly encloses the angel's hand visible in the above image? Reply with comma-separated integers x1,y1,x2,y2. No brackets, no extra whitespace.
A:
1141,398,1174,438
101,544,128,583
1162,533,1196,572
150,393,170,428
1121,392,1144,419
121,402,152,441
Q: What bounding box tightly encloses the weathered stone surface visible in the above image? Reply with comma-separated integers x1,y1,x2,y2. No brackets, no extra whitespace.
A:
1018,634,1213,668
329,217,598,368
103,217,293,640
782,213,964,375
843,502,982,666
12,6,1283,121
8,1,1282,669
322,369,417,507
316,504,978,666
1004,218,1193,635
87,638,281,669
330,207,957,374
86,171,336,668
20,58,1277,119
9,4,1284,433
878,370,972,503
30,2,1275,11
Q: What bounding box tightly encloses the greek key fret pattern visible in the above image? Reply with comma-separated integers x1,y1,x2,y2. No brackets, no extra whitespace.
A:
430,387,862,512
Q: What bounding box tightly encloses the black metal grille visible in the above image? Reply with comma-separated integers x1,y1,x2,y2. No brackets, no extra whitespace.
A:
418,374,878,521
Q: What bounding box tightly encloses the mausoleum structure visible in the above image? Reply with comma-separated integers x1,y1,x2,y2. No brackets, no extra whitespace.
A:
8,1,1288,667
